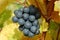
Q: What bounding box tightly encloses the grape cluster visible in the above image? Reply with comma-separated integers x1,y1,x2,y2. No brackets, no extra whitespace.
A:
12,5,41,37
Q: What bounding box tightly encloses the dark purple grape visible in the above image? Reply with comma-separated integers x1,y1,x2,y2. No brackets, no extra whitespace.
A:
29,8,36,15
33,20,38,26
35,29,40,35
23,7,29,13
28,31,34,37
12,16,18,23
23,29,29,36
19,7,24,12
29,5,39,15
35,12,41,19
24,21,32,28
29,5,35,8
23,13,29,20
19,25,24,31
18,18,25,25
30,26,37,33
36,25,40,29
14,10,23,18
29,15,35,22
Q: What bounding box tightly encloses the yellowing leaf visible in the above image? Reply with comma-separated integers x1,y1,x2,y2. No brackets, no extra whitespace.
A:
40,17,48,33
54,1,60,11
0,0,15,14
0,23,20,40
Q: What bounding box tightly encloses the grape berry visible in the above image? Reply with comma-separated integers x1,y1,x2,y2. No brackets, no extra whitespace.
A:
12,5,41,37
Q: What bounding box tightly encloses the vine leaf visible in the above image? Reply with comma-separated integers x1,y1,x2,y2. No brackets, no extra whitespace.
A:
0,0,15,14
45,20,59,40
13,28,23,40
0,10,11,28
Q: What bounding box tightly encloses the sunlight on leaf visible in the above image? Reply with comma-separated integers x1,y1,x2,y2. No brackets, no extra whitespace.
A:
40,17,48,33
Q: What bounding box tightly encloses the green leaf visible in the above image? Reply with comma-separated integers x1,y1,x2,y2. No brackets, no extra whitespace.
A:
0,0,15,14
13,29,22,40
58,32,60,40
0,10,11,28
45,20,59,40
13,3,23,9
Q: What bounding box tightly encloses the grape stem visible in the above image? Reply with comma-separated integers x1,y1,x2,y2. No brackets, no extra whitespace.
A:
16,0,27,7
34,0,51,22
56,24,60,40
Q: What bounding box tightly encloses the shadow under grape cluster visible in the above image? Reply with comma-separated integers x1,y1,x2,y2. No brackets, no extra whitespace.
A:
12,5,41,37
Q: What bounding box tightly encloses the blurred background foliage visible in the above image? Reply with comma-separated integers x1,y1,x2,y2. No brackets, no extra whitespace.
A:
0,0,60,40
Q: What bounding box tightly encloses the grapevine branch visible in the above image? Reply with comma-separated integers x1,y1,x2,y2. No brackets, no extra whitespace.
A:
35,0,52,21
